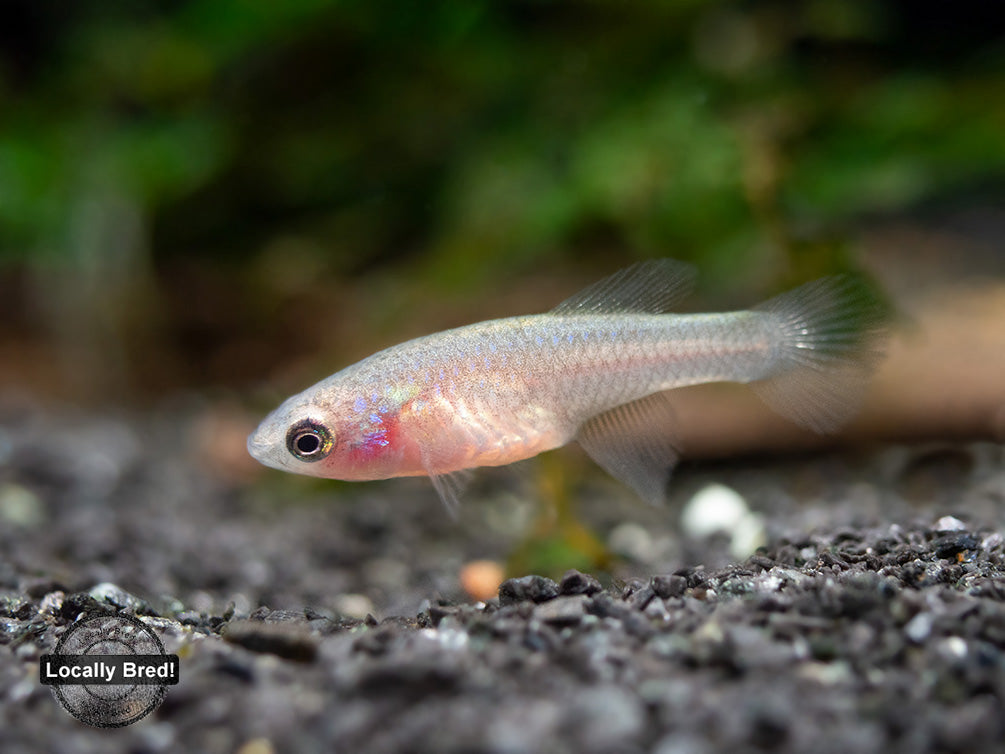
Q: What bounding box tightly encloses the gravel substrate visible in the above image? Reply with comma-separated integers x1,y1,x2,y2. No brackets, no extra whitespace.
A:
0,401,1003,753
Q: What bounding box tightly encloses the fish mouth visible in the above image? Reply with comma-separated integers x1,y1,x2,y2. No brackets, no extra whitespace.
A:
246,424,286,470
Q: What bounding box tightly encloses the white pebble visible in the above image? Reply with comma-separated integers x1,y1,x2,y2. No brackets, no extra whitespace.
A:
608,522,655,562
333,593,374,619
680,483,765,558
938,636,967,660
904,612,933,643
420,626,470,651
933,515,967,532
729,512,767,559
0,483,43,527
681,484,749,538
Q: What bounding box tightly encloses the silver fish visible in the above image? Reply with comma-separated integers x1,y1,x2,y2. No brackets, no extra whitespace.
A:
248,259,884,508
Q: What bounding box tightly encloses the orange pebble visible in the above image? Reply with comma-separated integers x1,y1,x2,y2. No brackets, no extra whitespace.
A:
460,560,506,602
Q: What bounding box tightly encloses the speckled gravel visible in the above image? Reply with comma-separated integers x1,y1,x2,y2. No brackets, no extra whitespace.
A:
1,402,1004,753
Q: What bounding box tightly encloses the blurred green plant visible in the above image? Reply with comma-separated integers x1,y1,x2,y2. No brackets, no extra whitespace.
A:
0,0,1002,397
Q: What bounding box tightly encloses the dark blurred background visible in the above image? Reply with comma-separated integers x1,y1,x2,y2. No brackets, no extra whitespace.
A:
0,0,1003,433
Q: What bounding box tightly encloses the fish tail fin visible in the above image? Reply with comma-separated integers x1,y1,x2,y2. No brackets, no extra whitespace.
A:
750,274,888,433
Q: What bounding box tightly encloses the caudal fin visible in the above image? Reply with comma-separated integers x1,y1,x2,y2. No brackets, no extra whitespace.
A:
751,275,888,433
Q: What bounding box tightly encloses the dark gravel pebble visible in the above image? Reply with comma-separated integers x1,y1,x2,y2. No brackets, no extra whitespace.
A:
498,575,560,605
1,410,1004,754
558,569,603,596
58,592,115,621
533,594,588,625
651,573,687,598
222,619,319,662
933,533,982,559
0,592,33,620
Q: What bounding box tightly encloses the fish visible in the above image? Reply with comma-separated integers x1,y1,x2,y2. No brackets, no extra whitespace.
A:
247,259,884,509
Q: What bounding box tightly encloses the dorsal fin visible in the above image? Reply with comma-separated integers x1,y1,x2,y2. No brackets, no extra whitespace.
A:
550,259,697,315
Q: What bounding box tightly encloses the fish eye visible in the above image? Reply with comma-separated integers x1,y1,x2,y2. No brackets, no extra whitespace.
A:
286,420,333,462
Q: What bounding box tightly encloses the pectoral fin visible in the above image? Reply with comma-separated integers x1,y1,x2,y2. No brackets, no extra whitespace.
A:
428,471,471,519
420,441,472,517
575,393,681,506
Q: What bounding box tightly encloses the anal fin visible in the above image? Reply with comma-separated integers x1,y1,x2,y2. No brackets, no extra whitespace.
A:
575,393,681,506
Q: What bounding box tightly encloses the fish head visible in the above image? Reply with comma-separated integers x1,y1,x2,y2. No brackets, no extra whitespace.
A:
247,381,409,481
